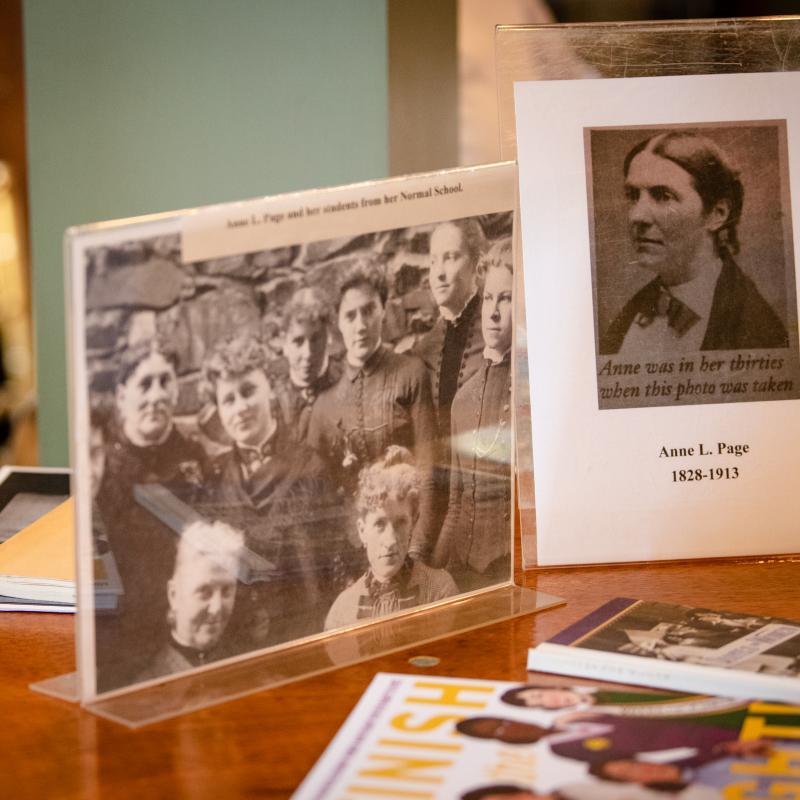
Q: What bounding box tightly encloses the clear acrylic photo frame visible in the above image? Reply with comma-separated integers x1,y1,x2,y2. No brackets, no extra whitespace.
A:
29,164,564,728
499,15,800,568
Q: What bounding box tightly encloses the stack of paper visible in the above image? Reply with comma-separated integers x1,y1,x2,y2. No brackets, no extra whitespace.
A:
0,497,122,613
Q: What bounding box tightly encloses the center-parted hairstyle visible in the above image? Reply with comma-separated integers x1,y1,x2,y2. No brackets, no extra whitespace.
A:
116,338,179,388
624,130,744,256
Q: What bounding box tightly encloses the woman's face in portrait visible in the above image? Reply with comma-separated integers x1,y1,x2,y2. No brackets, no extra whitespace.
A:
481,265,513,353
283,319,328,388
338,284,384,365
168,554,237,652
625,149,725,285
116,351,178,447
429,222,476,314
357,494,414,583
215,368,274,448
510,687,585,709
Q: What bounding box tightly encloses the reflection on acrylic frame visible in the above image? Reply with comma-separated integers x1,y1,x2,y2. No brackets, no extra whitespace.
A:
42,162,562,722
0,466,70,544
494,16,800,567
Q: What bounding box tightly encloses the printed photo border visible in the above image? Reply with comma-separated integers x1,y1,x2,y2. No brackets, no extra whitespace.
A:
67,163,518,700
586,119,800,410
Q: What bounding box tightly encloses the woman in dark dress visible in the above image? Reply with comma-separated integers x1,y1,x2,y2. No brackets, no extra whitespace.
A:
199,335,349,649
307,258,439,561
95,339,207,689
437,239,514,591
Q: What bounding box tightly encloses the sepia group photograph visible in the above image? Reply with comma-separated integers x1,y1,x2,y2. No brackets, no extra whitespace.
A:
69,172,516,697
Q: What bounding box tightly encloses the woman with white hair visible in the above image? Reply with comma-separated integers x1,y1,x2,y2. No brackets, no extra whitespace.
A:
138,519,245,680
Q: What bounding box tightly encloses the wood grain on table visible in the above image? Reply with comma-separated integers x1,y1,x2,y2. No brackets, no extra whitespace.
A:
3,555,799,799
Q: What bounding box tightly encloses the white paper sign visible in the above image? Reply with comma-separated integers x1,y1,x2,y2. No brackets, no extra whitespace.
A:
182,165,516,262
515,72,800,566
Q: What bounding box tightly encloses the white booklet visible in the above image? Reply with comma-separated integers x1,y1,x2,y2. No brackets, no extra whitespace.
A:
515,71,800,565
66,163,517,701
528,598,800,705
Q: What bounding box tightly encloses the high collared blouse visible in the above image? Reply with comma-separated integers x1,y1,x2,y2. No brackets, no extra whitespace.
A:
201,431,351,648
412,292,485,436
323,560,457,631
94,425,208,690
273,362,341,445
307,344,438,558
438,352,512,587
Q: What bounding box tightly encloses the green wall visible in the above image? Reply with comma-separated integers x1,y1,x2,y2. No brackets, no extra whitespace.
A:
24,0,388,465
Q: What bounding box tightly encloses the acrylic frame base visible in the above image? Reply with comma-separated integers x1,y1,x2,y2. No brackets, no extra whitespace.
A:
30,584,563,729
503,15,800,568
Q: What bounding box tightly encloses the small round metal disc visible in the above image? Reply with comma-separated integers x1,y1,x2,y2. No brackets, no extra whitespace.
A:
408,655,440,668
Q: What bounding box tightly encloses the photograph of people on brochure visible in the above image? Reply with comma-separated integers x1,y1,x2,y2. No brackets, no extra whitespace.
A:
587,120,800,410
85,211,514,691
572,601,800,677
294,673,800,799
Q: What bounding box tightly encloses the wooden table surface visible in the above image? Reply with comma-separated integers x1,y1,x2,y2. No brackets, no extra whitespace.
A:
4,554,800,799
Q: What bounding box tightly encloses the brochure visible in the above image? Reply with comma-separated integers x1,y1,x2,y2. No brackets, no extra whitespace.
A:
528,598,800,704
294,672,800,798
